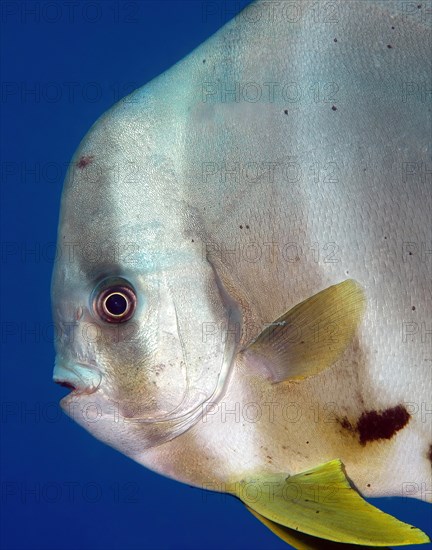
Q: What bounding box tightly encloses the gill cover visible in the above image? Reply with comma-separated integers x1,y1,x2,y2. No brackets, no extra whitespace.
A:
96,259,240,447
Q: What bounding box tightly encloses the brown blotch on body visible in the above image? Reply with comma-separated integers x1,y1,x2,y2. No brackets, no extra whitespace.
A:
357,405,410,445
77,155,94,169
338,405,411,446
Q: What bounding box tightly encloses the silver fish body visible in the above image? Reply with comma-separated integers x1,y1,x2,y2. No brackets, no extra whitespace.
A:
52,0,431,528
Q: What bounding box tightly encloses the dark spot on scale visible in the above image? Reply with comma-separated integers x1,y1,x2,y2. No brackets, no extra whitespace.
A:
284,109,288,115
191,239,194,242
384,236,387,239
409,251,413,255
306,441,309,444
418,4,422,8
333,38,338,42
203,59,206,63
387,44,393,49
332,105,337,111
246,225,250,229
427,444,432,464
391,26,395,30
367,484,371,487
357,405,411,445
77,155,94,169
239,225,243,229
339,417,354,431
316,510,320,514
412,306,416,311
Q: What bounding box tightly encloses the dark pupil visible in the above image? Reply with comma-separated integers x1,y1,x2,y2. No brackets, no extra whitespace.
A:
105,293,127,315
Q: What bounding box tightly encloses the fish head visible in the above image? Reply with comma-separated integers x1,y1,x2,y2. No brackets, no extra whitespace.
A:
51,102,239,456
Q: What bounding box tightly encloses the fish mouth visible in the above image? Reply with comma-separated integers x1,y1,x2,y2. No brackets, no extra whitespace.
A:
56,380,77,391
54,361,102,400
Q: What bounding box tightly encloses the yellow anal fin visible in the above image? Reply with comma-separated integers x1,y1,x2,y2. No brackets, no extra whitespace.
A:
229,460,430,546
244,279,365,382
247,507,390,549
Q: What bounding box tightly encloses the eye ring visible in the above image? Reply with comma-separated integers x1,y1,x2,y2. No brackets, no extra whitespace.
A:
94,282,136,323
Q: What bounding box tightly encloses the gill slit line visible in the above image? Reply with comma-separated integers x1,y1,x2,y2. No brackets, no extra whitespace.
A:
124,278,192,423
172,296,192,395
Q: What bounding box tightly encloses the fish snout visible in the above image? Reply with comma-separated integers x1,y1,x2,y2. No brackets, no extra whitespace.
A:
54,361,102,396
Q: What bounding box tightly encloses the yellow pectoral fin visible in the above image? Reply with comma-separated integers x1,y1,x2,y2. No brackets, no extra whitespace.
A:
245,279,366,382
247,507,390,549
229,460,430,546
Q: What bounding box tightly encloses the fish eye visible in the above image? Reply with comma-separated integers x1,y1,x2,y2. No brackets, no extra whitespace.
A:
93,280,136,323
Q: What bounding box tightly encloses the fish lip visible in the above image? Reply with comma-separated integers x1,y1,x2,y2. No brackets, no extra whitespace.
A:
54,362,102,399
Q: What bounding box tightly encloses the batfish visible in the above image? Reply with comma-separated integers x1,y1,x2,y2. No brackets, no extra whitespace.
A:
52,0,431,547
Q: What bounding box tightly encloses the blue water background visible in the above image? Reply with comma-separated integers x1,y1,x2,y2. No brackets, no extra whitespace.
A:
1,1,431,549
